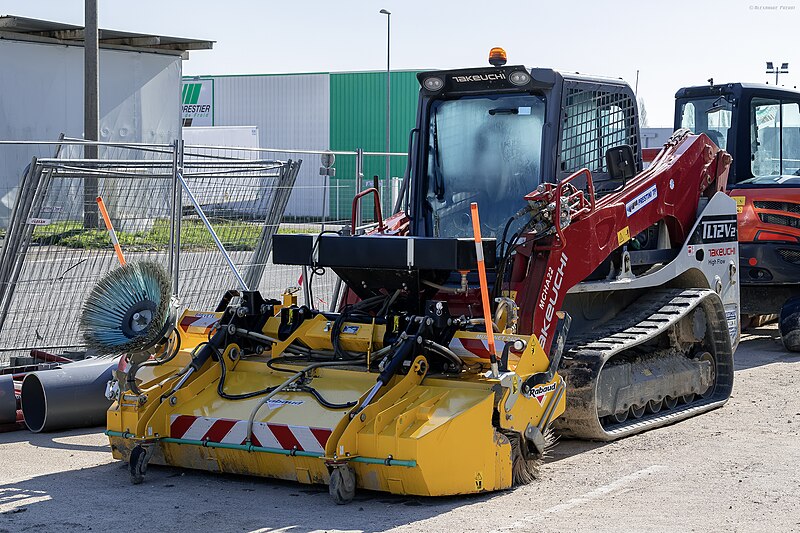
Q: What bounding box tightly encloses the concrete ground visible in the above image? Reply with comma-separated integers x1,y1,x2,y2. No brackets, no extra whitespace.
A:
1,324,798,533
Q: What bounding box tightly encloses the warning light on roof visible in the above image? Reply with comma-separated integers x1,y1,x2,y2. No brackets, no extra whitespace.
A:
489,47,507,67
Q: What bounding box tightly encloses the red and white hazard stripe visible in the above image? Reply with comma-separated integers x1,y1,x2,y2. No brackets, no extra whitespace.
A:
178,313,219,334
169,415,332,453
447,337,506,360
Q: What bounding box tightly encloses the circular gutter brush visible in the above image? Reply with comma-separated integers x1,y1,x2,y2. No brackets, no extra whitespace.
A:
80,260,173,354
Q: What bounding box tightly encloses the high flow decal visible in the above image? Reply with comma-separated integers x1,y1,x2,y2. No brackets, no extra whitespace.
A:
625,185,658,216
688,214,738,245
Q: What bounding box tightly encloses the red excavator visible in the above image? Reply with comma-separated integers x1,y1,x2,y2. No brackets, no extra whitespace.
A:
651,81,800,350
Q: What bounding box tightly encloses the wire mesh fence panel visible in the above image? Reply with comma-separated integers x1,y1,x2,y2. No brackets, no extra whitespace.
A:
179,145,355,311
0,142,307,363
178,144,304,309
0,142,176,363
0,141,406,364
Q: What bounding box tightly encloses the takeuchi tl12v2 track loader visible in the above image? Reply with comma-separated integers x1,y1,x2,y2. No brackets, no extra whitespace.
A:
99,49,739,503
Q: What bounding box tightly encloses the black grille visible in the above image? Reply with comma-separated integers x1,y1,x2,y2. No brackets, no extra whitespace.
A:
754,201,800,214
759,212,800,228
560,85,639,174
778,248,800,264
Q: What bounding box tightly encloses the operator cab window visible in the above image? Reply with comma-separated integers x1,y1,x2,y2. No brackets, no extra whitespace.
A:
425,94,545,239
749,98,800,179
559,84,640,193
678,97,732,150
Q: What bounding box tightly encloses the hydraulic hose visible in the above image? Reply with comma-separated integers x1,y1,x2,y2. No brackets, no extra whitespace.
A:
354,320,424,414
245,360,356,442
127,329,181,395
216,344,278,401
300,385,357,410
423,339,463,372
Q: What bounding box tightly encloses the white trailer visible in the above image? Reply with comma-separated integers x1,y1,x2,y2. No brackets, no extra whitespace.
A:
0,15,213,225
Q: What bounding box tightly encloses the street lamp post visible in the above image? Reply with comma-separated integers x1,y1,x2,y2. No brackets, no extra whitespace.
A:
766,61,789,85
380,9,391,187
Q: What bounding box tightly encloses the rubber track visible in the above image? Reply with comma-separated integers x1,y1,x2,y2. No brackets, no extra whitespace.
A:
554,288,734,441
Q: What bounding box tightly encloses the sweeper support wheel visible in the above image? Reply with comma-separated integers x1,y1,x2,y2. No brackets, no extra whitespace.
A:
329,465,356,505
129,444,152,485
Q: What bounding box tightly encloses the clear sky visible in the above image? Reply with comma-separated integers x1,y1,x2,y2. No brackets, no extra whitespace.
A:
3,0,798,126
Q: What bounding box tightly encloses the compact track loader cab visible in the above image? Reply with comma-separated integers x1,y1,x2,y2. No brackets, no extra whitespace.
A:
103,49,739,503
672,83,800,350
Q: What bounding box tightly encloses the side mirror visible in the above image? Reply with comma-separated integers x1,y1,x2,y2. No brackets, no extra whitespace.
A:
605,145,637,182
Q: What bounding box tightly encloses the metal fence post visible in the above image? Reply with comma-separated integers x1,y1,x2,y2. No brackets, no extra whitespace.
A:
174,140,184,298
355,148,364,234
321,174,328,233
335,175,340,223
168,139,179,296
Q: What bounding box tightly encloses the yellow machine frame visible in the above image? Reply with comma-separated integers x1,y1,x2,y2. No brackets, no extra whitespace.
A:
107,307,565,498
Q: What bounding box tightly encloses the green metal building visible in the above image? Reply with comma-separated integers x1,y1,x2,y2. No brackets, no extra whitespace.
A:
183,70,422,219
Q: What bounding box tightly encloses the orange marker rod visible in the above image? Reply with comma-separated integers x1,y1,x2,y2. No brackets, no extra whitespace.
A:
96,196,126,266
470,202,499,378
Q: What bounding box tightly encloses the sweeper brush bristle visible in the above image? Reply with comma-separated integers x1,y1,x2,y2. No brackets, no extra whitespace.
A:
80,260,172,354
510,427,558,486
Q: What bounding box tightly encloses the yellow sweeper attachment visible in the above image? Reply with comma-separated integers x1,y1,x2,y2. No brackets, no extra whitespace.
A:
106,286,566,503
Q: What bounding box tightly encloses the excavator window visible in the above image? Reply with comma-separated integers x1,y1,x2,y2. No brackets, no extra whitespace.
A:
749,98,800,179
424,93,545,240
678,97,732,150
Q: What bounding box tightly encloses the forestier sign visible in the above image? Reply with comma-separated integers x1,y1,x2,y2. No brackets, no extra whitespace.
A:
181,79,214,127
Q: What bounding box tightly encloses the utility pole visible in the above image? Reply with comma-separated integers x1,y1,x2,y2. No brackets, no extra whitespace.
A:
84,0,99,228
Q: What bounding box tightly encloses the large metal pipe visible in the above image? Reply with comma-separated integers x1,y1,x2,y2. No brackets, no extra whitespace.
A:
20,358,116,433
0,375,17,424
